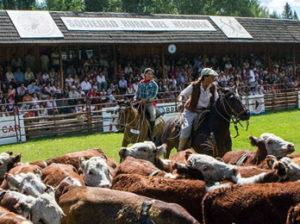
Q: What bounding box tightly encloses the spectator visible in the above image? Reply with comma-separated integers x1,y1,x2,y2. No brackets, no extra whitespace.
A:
96,72,107,91
5,67,14,83
81,77,92,93
24,68,35,84
13,67,24,83
119,76,127,94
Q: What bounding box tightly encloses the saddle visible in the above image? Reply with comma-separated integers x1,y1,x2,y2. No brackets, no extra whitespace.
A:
134,103,162,121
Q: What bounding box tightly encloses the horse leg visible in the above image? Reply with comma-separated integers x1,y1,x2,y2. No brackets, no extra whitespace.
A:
164,144,173,159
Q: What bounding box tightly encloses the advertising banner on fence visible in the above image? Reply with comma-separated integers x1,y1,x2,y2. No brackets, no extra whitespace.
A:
0,116,26,145
298,92,300,109
101,103,180,133
242,95,265,115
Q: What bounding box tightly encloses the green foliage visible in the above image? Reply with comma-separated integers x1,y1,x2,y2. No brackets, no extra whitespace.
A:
0,110,299,163
293,10,298,20
2,0,36,9
46,0,84,11
85,0,109,12
282,2,293,19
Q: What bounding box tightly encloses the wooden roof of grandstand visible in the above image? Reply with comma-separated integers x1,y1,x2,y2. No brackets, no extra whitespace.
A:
0,10,300,44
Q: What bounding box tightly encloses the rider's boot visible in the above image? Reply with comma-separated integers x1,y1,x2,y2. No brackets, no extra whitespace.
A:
148,121,155,142
178,138,188,151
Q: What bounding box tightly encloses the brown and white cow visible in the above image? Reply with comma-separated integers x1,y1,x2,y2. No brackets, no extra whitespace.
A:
1,164,42,189
42,163,84,199
79,157,112,188
202,181,300,224
0,206,32,224
114,156,169,177
0,152,21,182
5,173,47,197
0,190,64,224
59,186,200,224
30,149,117,172
112,174,206,222
266,155,300,181
187,153,287,184
223,133,294,167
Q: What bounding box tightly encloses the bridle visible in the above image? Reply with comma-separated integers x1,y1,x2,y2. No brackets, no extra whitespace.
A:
215,91,249,138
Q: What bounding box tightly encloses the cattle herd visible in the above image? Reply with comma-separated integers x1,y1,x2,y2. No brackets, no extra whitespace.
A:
0,133,300,223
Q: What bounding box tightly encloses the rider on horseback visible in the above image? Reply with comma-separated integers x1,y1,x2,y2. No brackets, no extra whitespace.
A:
177,68,219,151
134,68,158,141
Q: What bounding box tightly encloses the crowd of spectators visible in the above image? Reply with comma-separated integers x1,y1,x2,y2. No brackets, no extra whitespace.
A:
0,51,299,118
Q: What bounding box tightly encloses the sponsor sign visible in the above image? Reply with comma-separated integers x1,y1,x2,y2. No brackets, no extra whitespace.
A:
242,95,265,115
210,16,252,39
7,10,63,38
0,116,26,145
157,102,179,121
61,17,216,32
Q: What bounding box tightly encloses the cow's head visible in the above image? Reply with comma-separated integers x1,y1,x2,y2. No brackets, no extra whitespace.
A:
79,156,112,188
119,141,166,163
0,152,21,181
6,172,46,197
187,153,236,183
30,192,64,224
266,155,300,181
260,133,294,158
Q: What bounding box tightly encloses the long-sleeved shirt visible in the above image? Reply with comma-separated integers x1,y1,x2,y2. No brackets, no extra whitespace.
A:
135,79,158,101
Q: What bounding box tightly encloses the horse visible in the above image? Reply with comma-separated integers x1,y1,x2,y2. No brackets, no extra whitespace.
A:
161,89,250,158
117,101,165,147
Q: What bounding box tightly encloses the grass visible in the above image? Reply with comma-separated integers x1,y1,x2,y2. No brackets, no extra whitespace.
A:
0,110,299,163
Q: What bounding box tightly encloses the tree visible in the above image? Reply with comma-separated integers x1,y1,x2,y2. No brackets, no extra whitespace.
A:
293,10,298,20
282,2,293,19
121,0,153,14
85,0,109,12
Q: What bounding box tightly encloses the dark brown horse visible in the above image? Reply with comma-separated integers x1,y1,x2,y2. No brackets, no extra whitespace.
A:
161,89,250,158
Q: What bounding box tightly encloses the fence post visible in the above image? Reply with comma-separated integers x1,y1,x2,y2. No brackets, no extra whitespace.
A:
86,99,92,132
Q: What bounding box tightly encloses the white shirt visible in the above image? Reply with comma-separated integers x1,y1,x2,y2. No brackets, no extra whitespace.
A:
249,70,255,83
81,81,92,91
180,83,219,109
97,75,106,83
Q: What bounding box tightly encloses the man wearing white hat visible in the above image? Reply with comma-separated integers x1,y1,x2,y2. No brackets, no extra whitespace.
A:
177,68,219,151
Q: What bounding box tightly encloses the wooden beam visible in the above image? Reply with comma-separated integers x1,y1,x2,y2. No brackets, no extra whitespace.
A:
59,46,64,90
293,44,296,76
161,45,166,79
113,45,117,79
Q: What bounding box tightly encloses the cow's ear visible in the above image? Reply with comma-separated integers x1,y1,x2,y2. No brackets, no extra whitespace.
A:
273,162,288,178
156,144,167,154
119,148,127,161
266,155,277,169
14,202,27,214
79,157,86,169
34,169,42,178
101,154,108,162
12,153,21,164
6,151,13,156
185,151,193,161
249,136,258,146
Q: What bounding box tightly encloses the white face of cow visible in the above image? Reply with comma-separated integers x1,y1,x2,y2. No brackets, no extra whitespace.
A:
187,154,236,183
80,156,112,188
31,192,64,224
6,172,46,197
119,141,166,163
267,155,300,181
260,133,295,158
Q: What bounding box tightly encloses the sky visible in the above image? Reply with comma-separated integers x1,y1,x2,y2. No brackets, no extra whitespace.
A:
260,0,300,17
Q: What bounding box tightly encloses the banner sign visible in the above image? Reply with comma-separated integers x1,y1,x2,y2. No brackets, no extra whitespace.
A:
298,91,300,109
210,16,252,39
61,17,216,32
157,102,179,121
0,116,26,145
7,11,64,38
242,95,265,115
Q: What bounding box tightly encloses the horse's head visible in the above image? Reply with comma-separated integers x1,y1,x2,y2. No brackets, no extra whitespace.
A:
219,89,250,121
117,100,137,126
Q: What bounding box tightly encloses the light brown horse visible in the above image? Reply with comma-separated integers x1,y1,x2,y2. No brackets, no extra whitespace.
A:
118,101,165,147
